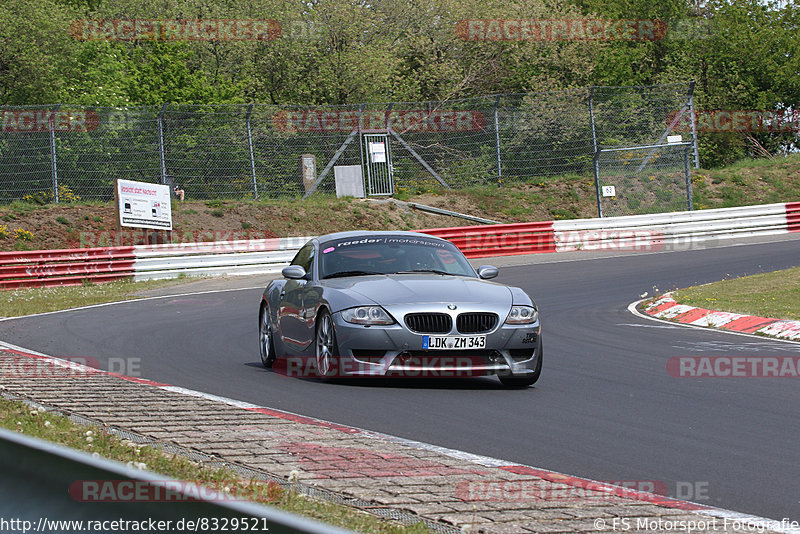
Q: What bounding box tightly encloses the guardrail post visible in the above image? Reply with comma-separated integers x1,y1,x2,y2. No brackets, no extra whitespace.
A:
157,103,168,185
50,104,61,203
246,103,258,200
494,95,502,187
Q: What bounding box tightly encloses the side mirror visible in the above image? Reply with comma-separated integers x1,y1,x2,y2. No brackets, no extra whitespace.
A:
282,265,308,280
477,265,499,279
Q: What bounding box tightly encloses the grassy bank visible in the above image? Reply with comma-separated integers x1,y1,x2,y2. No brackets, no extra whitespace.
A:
669,267,800,320
2,153,799,252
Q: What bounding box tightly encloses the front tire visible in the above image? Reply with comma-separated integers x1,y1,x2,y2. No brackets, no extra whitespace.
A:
259,304,276,368
315,310,339,378
499,338,542,388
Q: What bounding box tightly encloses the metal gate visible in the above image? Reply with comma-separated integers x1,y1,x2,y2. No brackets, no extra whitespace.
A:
362,133,394,196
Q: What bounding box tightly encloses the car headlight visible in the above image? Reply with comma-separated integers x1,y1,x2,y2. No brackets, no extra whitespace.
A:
341,306,395,325
505,305,538,325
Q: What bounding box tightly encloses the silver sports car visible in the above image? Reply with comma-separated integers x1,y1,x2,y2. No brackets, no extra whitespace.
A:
258,231,542,387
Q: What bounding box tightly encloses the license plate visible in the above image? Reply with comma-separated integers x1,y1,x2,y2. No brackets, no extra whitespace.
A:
422,335,486,350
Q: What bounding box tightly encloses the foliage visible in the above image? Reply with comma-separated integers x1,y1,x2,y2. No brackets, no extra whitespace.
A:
13,228,35,241
0,0,798,168
22,185,81,205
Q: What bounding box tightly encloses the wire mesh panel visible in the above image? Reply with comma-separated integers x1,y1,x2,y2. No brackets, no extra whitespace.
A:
162,104,253,200
596,143,692,217
370,98,498,192
591,83,693,150
0,83,696,209
256,103,364,197
499,89,595,183
56,106,161,202
0,105,61,203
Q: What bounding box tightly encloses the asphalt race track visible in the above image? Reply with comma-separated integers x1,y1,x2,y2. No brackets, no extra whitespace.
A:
2,237,799,521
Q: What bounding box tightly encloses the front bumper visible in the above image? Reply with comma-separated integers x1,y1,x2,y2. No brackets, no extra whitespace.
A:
330,311,541,378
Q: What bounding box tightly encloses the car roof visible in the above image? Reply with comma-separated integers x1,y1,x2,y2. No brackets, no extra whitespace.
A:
313,230,447,244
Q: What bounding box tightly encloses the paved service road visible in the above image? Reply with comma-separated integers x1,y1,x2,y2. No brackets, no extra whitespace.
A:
1,238,799,521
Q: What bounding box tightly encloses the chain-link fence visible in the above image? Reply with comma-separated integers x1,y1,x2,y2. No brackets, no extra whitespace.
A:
590,83,697,216
0,82,698,216
595,143,693,217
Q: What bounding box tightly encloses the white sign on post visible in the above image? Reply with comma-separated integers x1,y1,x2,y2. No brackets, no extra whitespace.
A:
116,179,173,230
601,185,616,197
369,142,387,163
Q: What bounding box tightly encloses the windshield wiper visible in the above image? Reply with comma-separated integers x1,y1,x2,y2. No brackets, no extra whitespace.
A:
395,269,451,276
322,270,383,279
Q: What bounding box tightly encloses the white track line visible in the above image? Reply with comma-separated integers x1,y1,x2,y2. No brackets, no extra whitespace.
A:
628,299,800,347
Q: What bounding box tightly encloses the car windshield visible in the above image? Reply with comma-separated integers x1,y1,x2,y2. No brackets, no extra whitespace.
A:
318,235,476,279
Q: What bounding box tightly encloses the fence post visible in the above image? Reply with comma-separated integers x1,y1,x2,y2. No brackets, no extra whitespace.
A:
688,80,700,169
494,95,502,186
49,104,61,203
358,103,365,175
157,103,168,185
684,146,693,211
589,88,602,218
246,103,258,200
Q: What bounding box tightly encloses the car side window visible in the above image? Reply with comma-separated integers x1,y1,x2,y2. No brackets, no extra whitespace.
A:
291,244,315,275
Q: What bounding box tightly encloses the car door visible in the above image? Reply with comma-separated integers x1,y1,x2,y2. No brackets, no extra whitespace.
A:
278,244,316,353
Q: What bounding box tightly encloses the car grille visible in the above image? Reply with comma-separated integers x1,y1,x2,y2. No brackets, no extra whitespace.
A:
456,312,498,334
404,313,452,334
395,350,503,363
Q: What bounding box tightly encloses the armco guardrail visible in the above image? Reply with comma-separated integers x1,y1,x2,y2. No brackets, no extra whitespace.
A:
2,202,799,288
0,246,135,289
132,236,312,281
553,202,798,253
424,202,800,258
0,427,349,533
788,201,800,232
420,221,556,257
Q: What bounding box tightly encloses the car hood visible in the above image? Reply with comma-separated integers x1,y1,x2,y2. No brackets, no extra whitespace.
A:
322,274,512,306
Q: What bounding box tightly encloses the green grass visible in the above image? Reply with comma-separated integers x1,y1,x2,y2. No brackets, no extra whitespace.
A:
0,278,194,317
0,397,429,533
669,267,800,320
